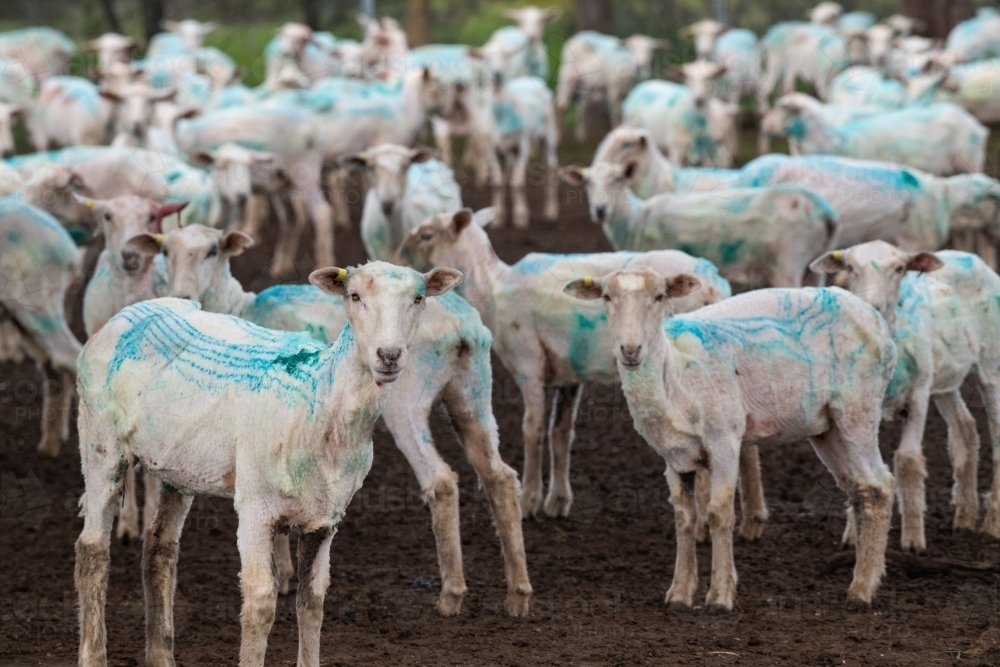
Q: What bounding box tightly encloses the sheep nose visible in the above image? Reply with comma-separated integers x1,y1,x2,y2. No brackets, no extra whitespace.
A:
174,293,194,301
620,345,642,364
121,250,141,270
376,347,402,364
381,200,395,216
595,205,607,221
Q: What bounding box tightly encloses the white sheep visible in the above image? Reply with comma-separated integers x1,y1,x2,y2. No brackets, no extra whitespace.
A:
146,18,218,58
481,7,558,81
73,261,462,667
0,199,82,457
562,270,896,612
563,161,838,289
812,243,1000,544
344,144,462,261
760,22,849,103
768,93,987,176
125,222,531,613
393,209,764,532
84,33,137,76
0,27,75,84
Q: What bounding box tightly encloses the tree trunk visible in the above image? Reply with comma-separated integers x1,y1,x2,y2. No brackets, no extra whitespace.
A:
99,0,122,34
407,0,430,47
899,0,975,40
302,0,321,30
141,0,165,45
576,0,613,33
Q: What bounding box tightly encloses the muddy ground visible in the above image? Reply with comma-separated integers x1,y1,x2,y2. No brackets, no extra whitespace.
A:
3,145,1000,666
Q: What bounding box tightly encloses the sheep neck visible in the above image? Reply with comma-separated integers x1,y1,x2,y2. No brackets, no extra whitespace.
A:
602,188,646,251
448,224,511,332
202,268,257,318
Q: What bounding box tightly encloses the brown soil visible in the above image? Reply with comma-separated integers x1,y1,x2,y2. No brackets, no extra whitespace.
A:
2,172,1000,667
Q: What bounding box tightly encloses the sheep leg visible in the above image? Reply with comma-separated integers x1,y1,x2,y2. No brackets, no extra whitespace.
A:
243,194,267,240
487,146,507,228
116,463,141,543
303,184,335,269
143,470,162,535
543,385,583,518
236,516,279,667
273,533,294,595
543,117,560,222
574,99,588,143
327,168,351,229
810,423,894,607
381,398,467,616
37,364,69,457
737,444,768,541
977,378,1000,538
933,390,980,532
511,136,531,229
76,412,127,667
894,392,930,553
296,527,334,667
431,116,453,167
519,376,548,518
269,193,295,276
705,449,740,613
694,469,711,543
143,484,193,667
664,467,699,610
444,379,532,617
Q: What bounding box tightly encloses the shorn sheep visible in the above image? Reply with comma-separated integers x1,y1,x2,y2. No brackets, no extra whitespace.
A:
565,271,897,611
74,261,463,667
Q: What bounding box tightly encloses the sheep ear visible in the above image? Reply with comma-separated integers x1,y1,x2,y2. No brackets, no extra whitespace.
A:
423,267,463,296
98,87,122,102
203,21,219,34
409,146,436,163
221,231,254,256
471,207,495,228
125,233,163,257
451,208,474,232
905,252,944,273
809,251,846,275
564,277,603,300
340,152,369,168
623,162,639,180
559,166,587,186
192,152,214,165
310,267,350,296
665,274,701,298
162,20,179,31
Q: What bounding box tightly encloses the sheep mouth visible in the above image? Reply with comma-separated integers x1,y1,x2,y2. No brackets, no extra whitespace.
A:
373,367,402,383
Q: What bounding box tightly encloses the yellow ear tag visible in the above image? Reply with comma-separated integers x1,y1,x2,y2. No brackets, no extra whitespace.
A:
154,234,164,245
583,276,593,287
335,268,347,281
85,200,94,209
832,250,843,261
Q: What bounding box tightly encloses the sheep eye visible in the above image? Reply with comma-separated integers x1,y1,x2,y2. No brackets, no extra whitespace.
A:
655,294,665,302
350,293,360,302
414,295,423,304
420,232,434,242
148,214,156,224
162,248,169,258
602,294,611,302
896,265,905,274
104,213,112,222
207,246,218,258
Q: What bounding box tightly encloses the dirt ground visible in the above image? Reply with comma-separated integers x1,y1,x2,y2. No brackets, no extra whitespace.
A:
3,157,1000,666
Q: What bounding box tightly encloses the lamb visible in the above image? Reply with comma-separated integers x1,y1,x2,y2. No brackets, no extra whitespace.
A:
263,23,316,90
393,208,762,530
563,270,896,611
84,33,137,77
175,104,335,270
146,19,218,58
482,76,560,228
712,28,764,113
769,93,988,176
682,19,729,60
760,22,849,103
357,15,409,80
0,199,82,457
827,66,905,109
344,144,462,261
938,7,1000,66
73,261,462,667
0,27,75,84
812,243,1000,544
563,161,838,289
481,6,558,81
125,222,531,613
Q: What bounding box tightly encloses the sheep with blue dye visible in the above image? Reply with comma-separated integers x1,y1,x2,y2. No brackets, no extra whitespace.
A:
394,208,764,536
564,161,838,289
565,271,896,611
0,27,75,84
812,243,1000,544
74,261,463,667
0,199,82,457
125,221,530,613
482,7,558,81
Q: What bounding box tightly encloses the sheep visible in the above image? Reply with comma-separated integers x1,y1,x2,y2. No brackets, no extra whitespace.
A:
760,22,849,104
0,102,24,159
904,59,1000,124
769,93,987,176
343,144,462,261
712,28,764,113
393,208,759,528
26,76,177,150
175,104,334,271
4,164,94,232
564,270,896,611
0,27,75,84
758,97,885,155
0,59,36,107
84,33,137,76
682,19,729,60
357,15,409,80
564,161,838,289
146,18,219,58
125,221,531,613
938,7,1000,66
263,23,316,90
480,75,559,228
811,243,1000,548
827,66,905,109
73,261,463,667
482,6,558,81
0,199,82,457
622,75,738,168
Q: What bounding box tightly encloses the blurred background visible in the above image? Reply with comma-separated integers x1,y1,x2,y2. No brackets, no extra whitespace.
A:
2,0,996,88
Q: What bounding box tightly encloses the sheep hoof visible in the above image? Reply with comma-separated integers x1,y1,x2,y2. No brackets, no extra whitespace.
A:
706,602,734,615
36,435,61,458
520,486,544,519
844,596,871,613
980,504,1000,538
542,492,572,518
738,518,765,542
513,210,530,229
665,599,692,614
952,506,978,533
505,590,531,618
436,592,464,617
